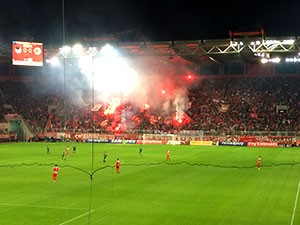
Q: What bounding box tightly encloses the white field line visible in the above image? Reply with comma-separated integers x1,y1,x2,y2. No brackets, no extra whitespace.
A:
59,209,95,225
290,179,300,225
0,202,86,211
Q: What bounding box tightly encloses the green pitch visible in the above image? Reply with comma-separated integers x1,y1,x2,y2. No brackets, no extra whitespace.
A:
1,142,300,225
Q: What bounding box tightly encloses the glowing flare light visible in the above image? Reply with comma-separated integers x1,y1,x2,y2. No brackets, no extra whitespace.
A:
79,44,139,98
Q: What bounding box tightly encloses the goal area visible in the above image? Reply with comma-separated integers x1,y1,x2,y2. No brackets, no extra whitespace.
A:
142,133,180,145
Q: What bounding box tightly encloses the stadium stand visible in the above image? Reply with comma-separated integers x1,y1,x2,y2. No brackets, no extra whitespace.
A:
0,75,300,144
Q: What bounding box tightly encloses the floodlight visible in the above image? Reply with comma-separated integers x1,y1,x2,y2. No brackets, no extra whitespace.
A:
60,45,71,57
101,44,118,58
88,47,97,56
46,56,60,66
72,44,83,56
271,57,280,63
261,58,268,64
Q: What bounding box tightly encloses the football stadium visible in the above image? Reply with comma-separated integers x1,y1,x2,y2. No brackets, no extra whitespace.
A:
1,4,300,225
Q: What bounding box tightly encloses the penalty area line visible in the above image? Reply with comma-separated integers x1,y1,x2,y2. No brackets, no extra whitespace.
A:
290,179,300,225
0,203,86,211
59,209,95,225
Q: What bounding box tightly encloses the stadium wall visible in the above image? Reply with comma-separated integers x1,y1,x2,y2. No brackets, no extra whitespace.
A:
25,131,300,148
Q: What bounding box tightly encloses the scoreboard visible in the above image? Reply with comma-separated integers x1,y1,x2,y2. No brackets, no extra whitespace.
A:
12,41,43,66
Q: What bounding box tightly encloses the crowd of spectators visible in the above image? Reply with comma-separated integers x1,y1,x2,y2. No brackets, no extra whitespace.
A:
0,75,299,136
187,76,300,134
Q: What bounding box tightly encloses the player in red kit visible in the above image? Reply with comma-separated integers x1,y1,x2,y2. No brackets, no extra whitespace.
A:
52,164,59,182
116,159,121,173
257,156,261,171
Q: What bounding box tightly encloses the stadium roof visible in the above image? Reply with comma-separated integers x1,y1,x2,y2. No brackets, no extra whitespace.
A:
38,33,300,67
116,36,300,65
2,32,300,68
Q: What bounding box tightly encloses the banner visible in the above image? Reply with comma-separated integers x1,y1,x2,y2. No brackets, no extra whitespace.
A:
219,141,247,146
190,141,213,146
111,139,137,144
247,142,278,147
137,140,163,144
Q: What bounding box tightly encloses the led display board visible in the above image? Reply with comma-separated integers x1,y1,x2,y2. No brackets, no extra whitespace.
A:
12,41,43,66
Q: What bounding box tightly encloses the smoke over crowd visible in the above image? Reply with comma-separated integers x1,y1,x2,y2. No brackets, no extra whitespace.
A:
35,45,197,132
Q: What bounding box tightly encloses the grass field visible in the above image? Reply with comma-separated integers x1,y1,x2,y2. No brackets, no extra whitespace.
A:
1,142,300,225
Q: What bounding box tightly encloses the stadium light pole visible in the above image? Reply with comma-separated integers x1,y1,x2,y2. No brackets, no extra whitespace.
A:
86,26,98,159
87,46,98,224
62,0,65,46
60,45,70,130
62,0,66,131
88,47,97,170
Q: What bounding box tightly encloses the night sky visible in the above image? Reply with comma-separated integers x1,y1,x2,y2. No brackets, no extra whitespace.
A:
1,0,300,46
